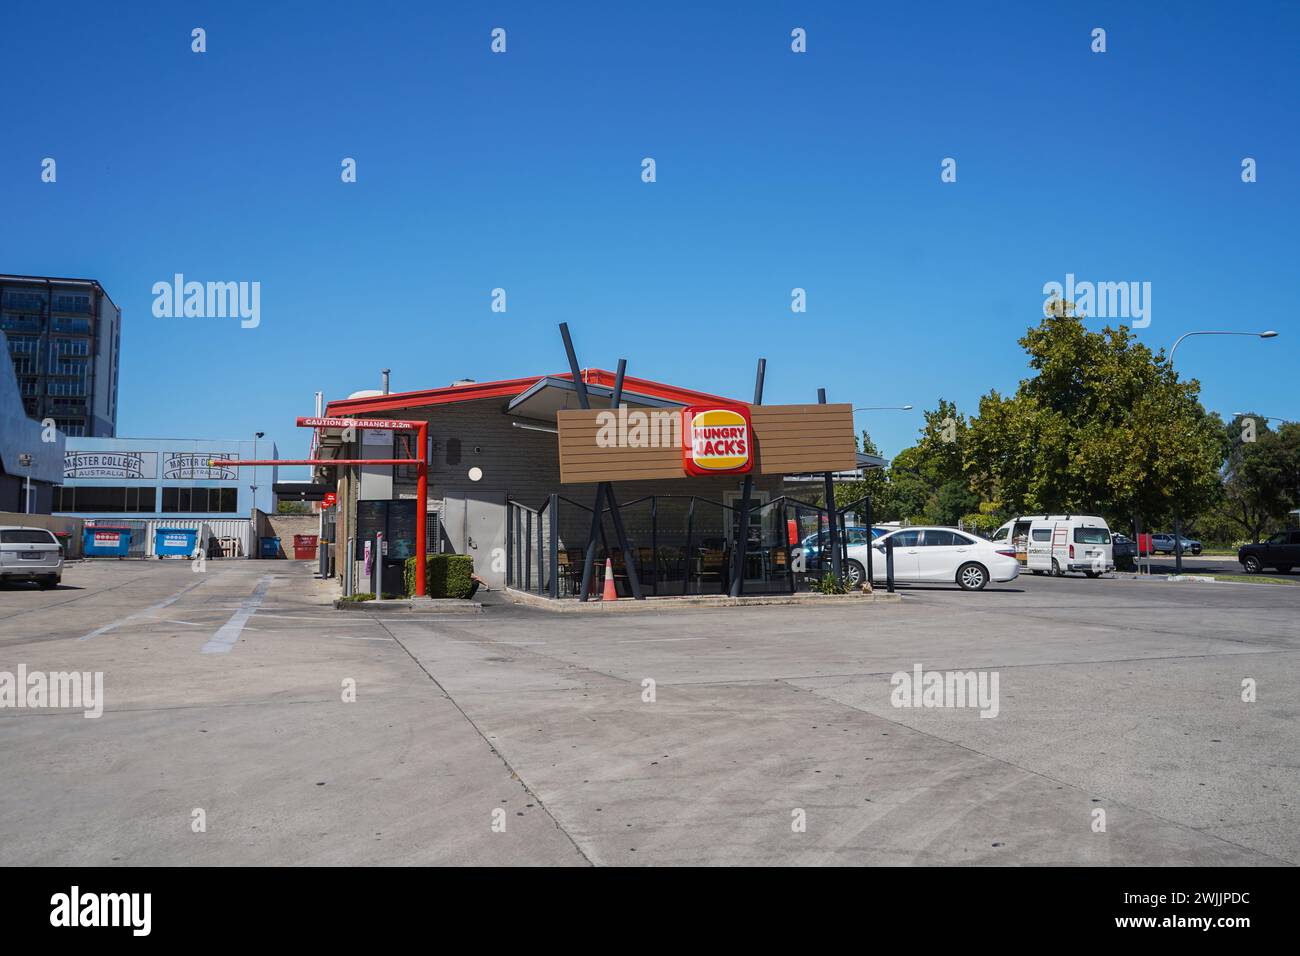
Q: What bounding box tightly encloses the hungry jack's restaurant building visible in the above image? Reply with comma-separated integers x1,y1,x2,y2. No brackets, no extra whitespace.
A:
313,366,884,599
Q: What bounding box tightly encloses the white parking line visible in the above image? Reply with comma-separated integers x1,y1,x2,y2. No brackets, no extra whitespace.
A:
250,613,385,624
450,640,547,645
78,577,216,641
201,576,273,655
615,637,708,644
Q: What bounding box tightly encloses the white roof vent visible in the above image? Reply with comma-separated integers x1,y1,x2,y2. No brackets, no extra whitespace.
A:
347,389,384,399
450,378,476,387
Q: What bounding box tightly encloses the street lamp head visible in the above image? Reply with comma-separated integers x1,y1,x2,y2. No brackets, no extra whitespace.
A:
902,404,914,410
1260,331,1278,339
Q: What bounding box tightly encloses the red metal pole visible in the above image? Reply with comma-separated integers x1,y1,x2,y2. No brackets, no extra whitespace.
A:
222,416,430,597
415,421,428,598
208,459,417,467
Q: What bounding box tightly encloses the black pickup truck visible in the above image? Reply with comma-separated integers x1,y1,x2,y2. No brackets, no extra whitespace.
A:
1238,531,1300,574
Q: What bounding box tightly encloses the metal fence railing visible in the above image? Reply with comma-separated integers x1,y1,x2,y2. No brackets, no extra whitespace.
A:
506,492,893,599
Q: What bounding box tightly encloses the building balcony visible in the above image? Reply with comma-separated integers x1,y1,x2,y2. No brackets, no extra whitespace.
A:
50,319,93,334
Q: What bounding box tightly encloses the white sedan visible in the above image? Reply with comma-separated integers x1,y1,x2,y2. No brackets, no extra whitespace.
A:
843,526,1020,590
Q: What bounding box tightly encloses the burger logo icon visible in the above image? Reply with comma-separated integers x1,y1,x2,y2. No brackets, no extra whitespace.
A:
682,405,754,476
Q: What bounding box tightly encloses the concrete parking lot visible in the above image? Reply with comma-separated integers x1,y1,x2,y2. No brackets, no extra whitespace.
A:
1,559,1296,866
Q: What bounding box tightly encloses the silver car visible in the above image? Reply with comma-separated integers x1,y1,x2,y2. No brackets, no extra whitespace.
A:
0,526,64,588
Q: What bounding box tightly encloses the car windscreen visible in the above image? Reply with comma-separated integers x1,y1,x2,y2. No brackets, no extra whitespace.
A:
1073,527,1110,544
1,530,58,545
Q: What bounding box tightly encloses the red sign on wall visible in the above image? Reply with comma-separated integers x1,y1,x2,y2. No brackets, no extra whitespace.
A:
322,492,337,508
682,405,754,477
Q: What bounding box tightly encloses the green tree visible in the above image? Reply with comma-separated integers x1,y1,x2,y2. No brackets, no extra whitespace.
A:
906,399,967,486
931,478,981,525
965,311,1223,528
1214,416,1300,542
834,429,888,520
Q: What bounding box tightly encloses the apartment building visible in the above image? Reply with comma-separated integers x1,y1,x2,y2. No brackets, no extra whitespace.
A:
0,274,121,437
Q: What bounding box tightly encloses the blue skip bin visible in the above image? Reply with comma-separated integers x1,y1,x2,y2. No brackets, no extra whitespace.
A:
155,527,198,558
259,536,282,559
84,526,132,557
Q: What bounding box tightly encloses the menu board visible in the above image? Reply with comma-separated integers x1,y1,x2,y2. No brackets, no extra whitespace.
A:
356,501,386,545
355,500,417,560
385,501,417,559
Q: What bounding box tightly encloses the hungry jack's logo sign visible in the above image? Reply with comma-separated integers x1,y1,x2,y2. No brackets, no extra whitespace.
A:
682,405,753,476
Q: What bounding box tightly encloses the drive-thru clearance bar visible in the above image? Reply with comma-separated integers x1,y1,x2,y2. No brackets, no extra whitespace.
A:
210,416,431,597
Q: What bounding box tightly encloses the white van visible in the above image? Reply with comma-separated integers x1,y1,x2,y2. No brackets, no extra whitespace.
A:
990,515,1113,577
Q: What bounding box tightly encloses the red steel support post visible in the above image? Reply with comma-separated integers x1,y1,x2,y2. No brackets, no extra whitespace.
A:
415,421,428,598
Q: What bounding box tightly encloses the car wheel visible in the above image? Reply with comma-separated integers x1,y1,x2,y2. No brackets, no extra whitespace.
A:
843,560,865,589
1192,547,1202,556
957,562,988,590
1084,570,1101,578
1051,559,1064,577
38,576,59,590
1276,565,1293,574
1242,555,1262,573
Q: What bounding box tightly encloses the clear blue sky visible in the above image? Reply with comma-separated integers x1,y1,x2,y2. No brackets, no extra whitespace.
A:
2,1,1296,475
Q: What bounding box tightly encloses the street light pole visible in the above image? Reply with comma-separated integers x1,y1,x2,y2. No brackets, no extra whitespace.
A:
1232,412,1294,425
18,453,33,514
1166,331,1277,575
1169,330,1278,367
252,431,265,556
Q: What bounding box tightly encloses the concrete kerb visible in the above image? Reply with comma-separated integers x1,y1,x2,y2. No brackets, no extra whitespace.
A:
1114,573,1218,584
503,587,902,612
333,597,483,613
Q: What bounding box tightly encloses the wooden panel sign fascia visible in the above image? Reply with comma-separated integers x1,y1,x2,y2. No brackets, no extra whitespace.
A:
750,404,857,475
556,403,856,484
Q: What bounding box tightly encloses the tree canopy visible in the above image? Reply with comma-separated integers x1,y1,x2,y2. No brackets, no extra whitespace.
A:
836,310,1295,541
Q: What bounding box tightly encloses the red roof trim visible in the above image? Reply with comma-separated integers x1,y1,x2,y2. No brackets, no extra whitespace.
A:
324,370,740,416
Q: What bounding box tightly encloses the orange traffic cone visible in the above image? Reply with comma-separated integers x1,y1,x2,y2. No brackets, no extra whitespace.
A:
601,557,618,601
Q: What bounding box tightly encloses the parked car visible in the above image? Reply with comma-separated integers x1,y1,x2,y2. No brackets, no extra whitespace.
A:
993,515,1114,576
0,526,64,588
1111,533,1137,569
795,525,881,552
794,526,887,571
1238,531,1300,574
1150,533,1202,556
863,526,1020,590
